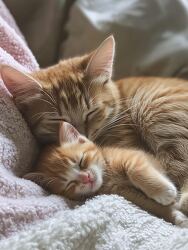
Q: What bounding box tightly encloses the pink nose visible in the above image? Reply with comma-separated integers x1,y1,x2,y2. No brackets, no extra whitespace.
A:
79,173,93,184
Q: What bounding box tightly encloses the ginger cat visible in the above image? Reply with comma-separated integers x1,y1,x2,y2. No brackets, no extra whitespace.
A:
1,36,188,219
25,122,188,227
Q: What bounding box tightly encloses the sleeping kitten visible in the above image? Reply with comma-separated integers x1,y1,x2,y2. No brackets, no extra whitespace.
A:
24,122,188,227
2,36,188,214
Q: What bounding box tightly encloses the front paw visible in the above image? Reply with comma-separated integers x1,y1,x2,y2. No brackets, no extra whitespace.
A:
153,183,177,206
172,210,188,228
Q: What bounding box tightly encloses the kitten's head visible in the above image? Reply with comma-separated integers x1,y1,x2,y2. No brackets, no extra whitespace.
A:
0,36,120,143
24,122,105,200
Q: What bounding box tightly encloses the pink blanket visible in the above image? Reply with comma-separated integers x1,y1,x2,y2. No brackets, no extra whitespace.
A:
0,1,68,238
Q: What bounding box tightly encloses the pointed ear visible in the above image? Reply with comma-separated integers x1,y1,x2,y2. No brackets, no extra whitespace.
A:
59,122,87,145
86,35,115,83
0,65,41,96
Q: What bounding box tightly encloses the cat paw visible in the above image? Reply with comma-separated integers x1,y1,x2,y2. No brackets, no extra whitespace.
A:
153,184,177,206
178,193,188,214
173,210,188,228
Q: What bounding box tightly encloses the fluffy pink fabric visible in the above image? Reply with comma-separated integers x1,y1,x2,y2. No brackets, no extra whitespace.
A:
0,1,68,238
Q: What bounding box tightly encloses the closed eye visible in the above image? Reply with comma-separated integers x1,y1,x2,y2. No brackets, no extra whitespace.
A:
79,153,85,169
85,108,99,122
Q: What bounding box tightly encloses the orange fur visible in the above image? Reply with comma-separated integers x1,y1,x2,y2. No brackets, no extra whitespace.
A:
2,36,188,226
24,130,185,226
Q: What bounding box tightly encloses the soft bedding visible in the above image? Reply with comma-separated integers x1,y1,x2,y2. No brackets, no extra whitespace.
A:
0,0,69,238
0,195,188,250
1,0,188,249
63,0,188,79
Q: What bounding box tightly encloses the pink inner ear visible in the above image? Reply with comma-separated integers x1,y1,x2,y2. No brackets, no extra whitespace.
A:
59,122,81,145
70,126,80,138
78,137,86,144
86,35,115,81
0,65,41,96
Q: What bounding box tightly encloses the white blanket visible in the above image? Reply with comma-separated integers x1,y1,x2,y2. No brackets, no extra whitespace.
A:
0,195,188,250
63,0,188,80
1,1,188,249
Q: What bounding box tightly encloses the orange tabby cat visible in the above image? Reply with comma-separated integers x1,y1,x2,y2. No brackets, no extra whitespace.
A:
24,122,188,227
2,36,188,217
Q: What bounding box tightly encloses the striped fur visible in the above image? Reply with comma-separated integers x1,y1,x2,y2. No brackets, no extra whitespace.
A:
2,36,188,223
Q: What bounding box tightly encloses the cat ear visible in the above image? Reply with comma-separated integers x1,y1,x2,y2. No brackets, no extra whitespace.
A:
59,122,87,145
0,65,41,96
86,35,115,83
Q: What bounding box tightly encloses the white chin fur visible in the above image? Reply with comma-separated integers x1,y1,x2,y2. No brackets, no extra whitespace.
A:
75,164,103,196
90,164,103,192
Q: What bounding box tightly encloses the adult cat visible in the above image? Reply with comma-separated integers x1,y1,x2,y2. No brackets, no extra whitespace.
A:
1,36,188,213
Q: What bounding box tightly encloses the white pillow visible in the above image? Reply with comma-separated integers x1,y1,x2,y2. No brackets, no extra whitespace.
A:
62,0,188,79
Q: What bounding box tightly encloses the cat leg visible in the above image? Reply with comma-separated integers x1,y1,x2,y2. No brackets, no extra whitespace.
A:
172,209,188,228
109,185,188,227
178,180,188,215
126,152,177,206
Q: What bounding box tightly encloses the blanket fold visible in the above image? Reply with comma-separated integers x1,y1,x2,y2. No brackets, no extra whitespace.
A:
1,1,188,249
1,195,188,250
0,0,69,238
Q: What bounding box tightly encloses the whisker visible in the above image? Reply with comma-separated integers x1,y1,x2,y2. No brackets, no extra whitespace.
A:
92,99,146,141
45,177,57,188
36,97,57,110
40,88,57,106
32,111,58,118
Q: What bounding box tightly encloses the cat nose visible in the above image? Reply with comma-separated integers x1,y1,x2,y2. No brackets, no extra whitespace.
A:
79,172,93,184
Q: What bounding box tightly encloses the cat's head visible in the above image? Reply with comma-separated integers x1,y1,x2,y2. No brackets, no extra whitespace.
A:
24,122,105,200
0,36,120,143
